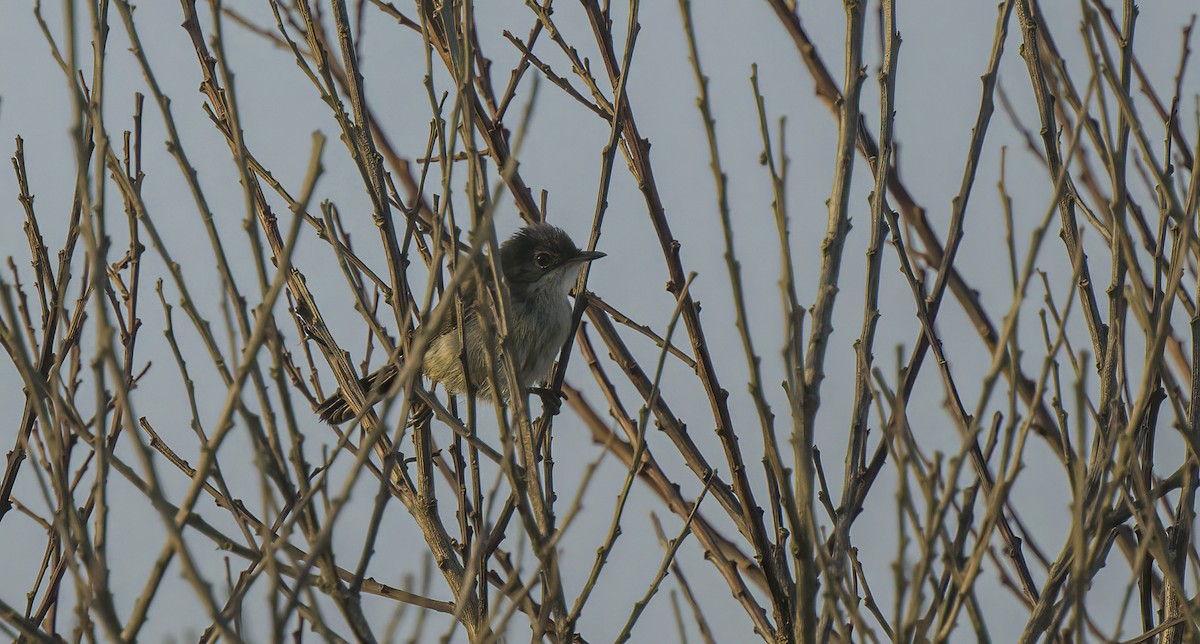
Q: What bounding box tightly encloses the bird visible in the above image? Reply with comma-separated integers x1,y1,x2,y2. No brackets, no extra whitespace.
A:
316,223,604,424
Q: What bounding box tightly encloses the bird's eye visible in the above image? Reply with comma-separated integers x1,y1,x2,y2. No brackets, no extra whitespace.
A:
534,252,553,268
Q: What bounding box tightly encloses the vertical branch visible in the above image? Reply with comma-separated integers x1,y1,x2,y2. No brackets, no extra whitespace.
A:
576,0,792,636
1014,0,1107,358
844,0,899,511
802,0,866,440
677,0,801,636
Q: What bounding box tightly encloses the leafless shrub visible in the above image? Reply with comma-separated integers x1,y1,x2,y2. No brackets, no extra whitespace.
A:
1,0,1199,642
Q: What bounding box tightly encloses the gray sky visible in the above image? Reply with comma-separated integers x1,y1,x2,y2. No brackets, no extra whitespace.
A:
2,0,1198,641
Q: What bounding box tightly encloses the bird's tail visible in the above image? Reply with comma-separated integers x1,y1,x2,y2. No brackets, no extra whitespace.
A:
316,363,401,424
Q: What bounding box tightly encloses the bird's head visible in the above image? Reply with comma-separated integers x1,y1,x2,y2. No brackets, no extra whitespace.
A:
499,223,605,298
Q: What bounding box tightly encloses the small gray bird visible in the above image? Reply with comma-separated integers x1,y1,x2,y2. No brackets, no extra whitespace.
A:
317,223,604,424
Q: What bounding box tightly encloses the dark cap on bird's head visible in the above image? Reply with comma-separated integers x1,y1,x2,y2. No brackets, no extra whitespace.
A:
500,223,605,286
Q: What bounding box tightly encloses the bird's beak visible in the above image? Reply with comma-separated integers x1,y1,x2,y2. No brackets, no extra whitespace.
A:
573,250,606,262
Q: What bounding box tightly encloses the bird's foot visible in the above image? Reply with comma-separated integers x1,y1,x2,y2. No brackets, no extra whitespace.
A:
530,386,566,416
407,400,433,427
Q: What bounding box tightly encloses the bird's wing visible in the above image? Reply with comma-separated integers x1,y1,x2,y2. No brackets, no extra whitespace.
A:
432,257,501,336
315,258,502,424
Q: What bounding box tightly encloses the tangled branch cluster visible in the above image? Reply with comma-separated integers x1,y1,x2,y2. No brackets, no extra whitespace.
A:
1,0,1199,642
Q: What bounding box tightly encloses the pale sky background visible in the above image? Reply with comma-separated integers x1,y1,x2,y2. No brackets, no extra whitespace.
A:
1,0,1198,641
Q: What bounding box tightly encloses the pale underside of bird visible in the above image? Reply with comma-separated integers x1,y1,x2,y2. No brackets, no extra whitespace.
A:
316,224,603,424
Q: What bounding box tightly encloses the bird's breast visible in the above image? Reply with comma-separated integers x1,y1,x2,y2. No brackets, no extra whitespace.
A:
512,294,572,385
